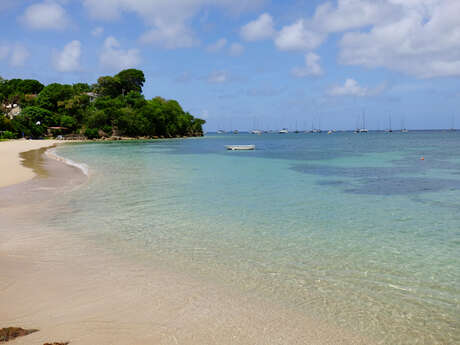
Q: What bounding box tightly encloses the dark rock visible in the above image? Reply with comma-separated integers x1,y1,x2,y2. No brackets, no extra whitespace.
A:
43,342,69,345
0,327,38,342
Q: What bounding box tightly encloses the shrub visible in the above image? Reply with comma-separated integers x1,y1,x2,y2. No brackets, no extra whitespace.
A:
84,128,99,139
0,130,15,139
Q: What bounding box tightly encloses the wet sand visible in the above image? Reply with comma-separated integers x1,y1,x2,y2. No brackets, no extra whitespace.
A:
0,140,60,188
0,143,372,344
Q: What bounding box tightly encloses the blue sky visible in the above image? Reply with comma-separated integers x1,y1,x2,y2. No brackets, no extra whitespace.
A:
1,0,459,130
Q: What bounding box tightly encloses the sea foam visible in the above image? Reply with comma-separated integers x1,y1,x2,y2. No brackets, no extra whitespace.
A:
46,147,89,176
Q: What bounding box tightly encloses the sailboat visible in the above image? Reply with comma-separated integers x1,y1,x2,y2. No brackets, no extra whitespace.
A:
385,115,393,133
251,117,262,134
358,111,368,133
401,119,408,132
450,114,456,131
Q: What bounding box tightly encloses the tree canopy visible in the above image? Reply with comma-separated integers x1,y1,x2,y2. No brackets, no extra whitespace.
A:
0,69,205,140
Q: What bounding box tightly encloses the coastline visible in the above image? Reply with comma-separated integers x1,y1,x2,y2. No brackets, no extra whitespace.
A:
0,140,61,188
0,141,373,344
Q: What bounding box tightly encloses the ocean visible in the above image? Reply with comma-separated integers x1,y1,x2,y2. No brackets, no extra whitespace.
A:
51,131,459,344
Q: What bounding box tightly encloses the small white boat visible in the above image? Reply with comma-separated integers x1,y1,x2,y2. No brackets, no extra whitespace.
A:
279,128,288,134
225,145,255,151
251,130,262,134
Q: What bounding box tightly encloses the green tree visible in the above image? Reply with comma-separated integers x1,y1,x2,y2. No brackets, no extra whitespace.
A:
37,83,73,111
118,107,150,136
84,128,99,139
96,76,121,98
59,115,77,130
11,107,56,138
19,79,44,94
73,83,91,94
115,69,145,94
20,106,57,127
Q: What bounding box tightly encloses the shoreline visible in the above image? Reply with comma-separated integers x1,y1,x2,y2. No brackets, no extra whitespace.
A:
0,140,61,188
0,141,372,344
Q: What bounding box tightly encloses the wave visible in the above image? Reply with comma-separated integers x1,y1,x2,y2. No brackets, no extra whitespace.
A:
45,147,89,176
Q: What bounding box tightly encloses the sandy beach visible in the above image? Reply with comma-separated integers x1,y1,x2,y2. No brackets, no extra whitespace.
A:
0,140,59,188
0,141,371,345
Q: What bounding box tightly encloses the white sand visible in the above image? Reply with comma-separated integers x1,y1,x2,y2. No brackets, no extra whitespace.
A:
0,139,58,188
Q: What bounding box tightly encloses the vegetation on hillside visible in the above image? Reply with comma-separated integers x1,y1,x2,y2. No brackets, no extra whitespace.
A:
0,70,205,139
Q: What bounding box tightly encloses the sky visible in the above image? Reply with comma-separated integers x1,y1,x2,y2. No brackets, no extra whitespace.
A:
1,0,459,131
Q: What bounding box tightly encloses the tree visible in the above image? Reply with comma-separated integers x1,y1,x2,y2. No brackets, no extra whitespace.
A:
3,69,205,139
59,115,77,130
20,79,44,94
37,83,73,111
73,83,91,94
115,69,145,94
20,106,57,127
11,107,56,138
96,76,121,98
84,128,99,139
118,107,150,136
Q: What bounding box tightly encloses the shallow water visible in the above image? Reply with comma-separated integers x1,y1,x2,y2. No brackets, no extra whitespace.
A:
53,131,460,344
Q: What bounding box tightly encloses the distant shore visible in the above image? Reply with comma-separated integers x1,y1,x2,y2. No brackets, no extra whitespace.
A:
0,142,372,345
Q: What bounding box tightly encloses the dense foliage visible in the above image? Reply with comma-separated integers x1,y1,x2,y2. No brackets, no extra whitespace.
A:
0,70,205,139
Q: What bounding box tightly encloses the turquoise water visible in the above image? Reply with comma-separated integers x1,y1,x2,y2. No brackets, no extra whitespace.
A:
54,132,459,344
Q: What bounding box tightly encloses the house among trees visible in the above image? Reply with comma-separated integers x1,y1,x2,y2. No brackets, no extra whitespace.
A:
0,69,205,140
5,104,21,119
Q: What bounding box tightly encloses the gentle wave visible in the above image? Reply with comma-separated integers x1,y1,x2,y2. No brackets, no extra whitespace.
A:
46,147,89,176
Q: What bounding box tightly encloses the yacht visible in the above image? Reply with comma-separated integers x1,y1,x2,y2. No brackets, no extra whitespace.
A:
359,111,368,133
279,128,289,134
251,130,262,134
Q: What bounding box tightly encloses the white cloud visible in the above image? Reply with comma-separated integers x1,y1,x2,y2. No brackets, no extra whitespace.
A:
207,70,228,83
275,20,325,52
83,0,265,49
0,43,30,67
291,52,323,77
338,0,460,78
273,0,460,78
139,23,198,49
329,78,385,97
206,38,227,53
53,40,82,72
100,36,141,70
311,0,395,33
240,13,275,41
10,44,29,67
91,27,104,37
229,43,244,56
20,1,69,30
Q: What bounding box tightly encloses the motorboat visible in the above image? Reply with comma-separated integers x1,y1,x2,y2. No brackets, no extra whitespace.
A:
225,145,255,150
